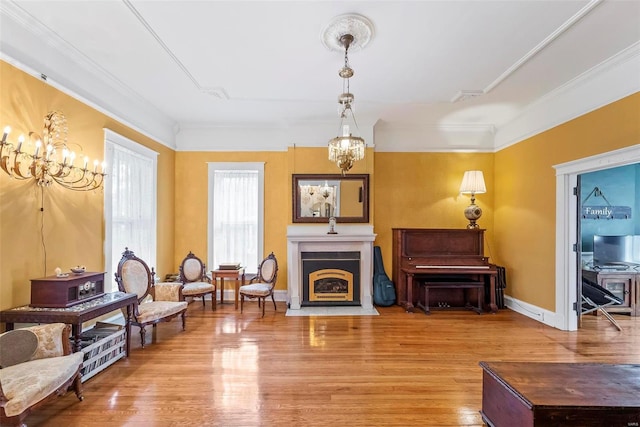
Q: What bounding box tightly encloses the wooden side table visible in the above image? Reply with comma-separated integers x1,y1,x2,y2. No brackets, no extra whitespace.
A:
210,268,245,310
0,292,137,355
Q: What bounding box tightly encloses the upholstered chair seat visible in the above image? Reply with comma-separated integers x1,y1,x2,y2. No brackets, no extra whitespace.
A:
135,300,188,324
115,248,188,348
182,282,215,295
237,283,271,297
178,251,216,310
0,323,83,426
239,252,278,317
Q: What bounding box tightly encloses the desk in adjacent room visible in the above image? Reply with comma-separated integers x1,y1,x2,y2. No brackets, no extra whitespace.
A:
480,361,640,426
210,268,246,310
0,292,137,355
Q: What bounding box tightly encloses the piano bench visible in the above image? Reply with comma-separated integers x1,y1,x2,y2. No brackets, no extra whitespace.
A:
417,280,485,315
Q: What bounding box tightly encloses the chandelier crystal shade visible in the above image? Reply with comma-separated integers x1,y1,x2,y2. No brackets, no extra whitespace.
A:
324,15,372,175
0,111,106,191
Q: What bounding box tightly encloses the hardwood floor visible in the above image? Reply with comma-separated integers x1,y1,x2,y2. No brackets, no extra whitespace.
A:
24,302,640,426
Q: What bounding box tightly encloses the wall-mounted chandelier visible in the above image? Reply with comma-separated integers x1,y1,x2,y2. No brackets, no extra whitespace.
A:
0,111,106,191
323,14,373,175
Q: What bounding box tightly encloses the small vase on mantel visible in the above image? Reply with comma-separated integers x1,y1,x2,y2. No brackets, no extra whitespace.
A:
327,217,338,234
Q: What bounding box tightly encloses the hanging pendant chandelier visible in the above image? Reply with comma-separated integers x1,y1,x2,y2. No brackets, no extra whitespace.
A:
323,14,373,175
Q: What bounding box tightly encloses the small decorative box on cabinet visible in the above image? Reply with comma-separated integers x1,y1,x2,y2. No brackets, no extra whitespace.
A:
30,272,105,308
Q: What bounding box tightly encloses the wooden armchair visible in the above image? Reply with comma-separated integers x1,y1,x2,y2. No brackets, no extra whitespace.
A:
0,323,84,426
115,248,188,348
178,251,216,310
239,252,278,317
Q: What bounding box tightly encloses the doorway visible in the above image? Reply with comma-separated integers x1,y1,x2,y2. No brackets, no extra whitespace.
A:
554,144,640,331
578,164,640,327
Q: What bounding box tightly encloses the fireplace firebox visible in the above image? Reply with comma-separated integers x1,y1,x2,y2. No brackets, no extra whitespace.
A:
302,251,360,306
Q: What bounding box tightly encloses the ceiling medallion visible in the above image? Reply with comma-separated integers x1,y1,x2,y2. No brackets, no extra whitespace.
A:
320,14,374,53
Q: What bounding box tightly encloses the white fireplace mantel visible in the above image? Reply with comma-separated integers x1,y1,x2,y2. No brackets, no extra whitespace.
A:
287,224,376,310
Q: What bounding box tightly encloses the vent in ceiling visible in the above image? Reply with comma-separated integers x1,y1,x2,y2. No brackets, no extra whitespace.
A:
451,90,484,103
201,87,229,100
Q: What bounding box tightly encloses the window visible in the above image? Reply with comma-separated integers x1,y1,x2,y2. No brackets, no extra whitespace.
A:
104,129,158,291
208,163,264,274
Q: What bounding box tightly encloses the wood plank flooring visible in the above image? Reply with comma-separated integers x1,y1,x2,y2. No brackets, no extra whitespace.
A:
24,302,640,426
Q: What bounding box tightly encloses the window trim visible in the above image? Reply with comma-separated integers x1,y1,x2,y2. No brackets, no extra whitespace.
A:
207,162,265,274
104,128,158,291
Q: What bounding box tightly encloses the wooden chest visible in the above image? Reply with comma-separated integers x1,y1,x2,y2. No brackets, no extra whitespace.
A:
480,362,640,427
480,361,640,426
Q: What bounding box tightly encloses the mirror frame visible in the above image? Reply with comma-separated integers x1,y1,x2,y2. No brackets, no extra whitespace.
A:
292,174,369,223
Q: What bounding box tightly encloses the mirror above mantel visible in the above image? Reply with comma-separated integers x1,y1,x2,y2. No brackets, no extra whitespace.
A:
293,174,369,223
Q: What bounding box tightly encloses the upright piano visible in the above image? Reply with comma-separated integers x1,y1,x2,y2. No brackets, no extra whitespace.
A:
392,228,498,313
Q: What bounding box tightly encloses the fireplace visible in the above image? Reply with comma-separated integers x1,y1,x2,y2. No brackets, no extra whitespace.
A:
286,224,376,310
302,251,360,306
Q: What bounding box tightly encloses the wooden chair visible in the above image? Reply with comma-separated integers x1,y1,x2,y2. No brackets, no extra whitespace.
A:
178,251,216,310
0,324,84,426
239,252,278,317
115,248,188,348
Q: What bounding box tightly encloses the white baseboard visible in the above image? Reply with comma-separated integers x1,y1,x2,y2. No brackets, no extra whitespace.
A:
216,289,288,302
504,295,557,328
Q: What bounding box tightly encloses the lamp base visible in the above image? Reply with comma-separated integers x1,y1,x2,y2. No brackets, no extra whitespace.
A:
464,203,482,229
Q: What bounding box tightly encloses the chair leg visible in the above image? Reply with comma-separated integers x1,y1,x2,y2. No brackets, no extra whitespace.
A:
211,288,216,311
202,296,206,307
152,324,158,344
598,308,623,331
261,297,266,317
271,294,276,311
140,325,147,348
241,295,244,313
181,311,186,331
73,372,84,401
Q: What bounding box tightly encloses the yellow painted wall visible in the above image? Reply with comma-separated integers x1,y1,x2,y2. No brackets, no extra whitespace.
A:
340,180,363,216
174,146,374,292
3,58,638,317
373,152,496,277
494,92,640,311
174,151,289,278
0,60,175,310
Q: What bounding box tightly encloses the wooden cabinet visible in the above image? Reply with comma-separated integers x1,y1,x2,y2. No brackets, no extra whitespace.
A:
582,269,637,316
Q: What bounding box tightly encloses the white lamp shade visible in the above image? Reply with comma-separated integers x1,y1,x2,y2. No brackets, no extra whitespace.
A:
459,170,486,194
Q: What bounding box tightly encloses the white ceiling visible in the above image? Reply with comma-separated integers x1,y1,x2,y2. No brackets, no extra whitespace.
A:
1,0,639,151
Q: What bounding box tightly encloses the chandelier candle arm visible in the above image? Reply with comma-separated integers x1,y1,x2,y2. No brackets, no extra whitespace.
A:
0,111,106,191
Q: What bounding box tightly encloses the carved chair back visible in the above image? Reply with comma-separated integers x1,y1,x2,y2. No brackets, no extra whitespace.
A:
115,247,154,304
256,252,278,289
179,251,207,283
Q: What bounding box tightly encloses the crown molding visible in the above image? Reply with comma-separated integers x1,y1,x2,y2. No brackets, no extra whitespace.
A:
0,1,177,149
373,122,496,152
495,42,640,151
2,0,636,154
